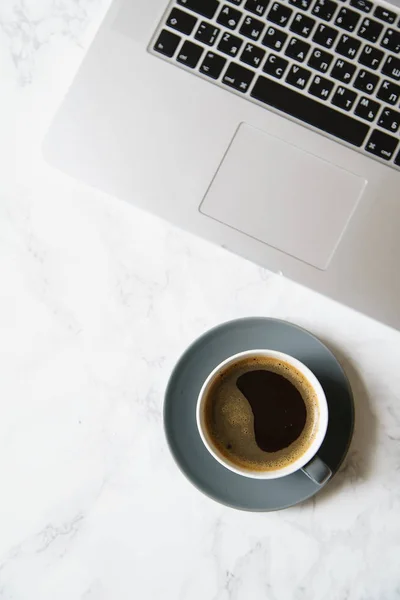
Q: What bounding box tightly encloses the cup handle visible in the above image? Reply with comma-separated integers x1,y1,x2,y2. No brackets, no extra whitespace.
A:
301,455,332,486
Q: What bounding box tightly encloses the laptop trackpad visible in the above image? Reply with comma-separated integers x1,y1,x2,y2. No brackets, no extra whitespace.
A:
200,124,367,270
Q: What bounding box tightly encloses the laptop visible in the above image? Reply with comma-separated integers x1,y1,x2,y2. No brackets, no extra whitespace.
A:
43,0,400,329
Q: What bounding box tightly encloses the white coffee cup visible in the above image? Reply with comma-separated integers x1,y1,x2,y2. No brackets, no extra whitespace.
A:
196,349,331,485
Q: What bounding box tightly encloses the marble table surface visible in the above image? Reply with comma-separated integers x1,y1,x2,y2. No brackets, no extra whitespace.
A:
1,1,400,598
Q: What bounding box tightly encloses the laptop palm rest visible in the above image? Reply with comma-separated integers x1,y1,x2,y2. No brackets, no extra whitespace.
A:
200,123,367,270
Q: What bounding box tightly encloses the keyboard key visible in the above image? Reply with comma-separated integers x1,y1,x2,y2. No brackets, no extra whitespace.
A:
228,0,242,4
177,40,204,67
331,58,357,83
222,62,255,91
308,47,333,72
217,5,243,29
349,0,372,13
289,0,313,10
357,44,384,69
240,42,266,67
382,55,400,81
380,28,400,53
365,129,399,159
377,79,400,104
250,75,368,145
262,26,288,49
167,8,197,34
199,51,227,78
218,32,243,56
177,0,219,19
354,96,381,120
358,18,384,42
154,29,181,57
267,2,293,26
335,8,360,32
286,64,312,88
312,0,338,22
309,74,334,98
244,0,270,16
240,15,265,40
395,150,400,166
374,6,396,24
262,53,289,77
313,23,339,47
377,107,400,132
331,85,357,110
195,21,221,46
354,68,379,93
290,13,316,37
285,37,311,61
336,34,361,58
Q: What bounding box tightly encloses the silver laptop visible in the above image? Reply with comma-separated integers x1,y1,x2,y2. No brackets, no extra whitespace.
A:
44,0,400,329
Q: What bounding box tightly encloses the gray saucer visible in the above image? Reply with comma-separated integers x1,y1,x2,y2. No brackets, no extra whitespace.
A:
164,318,354,511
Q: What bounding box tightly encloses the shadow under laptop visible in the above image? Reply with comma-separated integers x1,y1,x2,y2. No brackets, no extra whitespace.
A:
300,338,377,509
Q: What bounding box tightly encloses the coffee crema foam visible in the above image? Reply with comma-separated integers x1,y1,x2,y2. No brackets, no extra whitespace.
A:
203,356,320,472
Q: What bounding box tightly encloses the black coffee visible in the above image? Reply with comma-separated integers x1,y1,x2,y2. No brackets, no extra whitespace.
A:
203,356,319,472
236,370,306,452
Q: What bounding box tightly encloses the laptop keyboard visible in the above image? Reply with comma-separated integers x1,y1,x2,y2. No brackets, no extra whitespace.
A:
150,0,400,170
